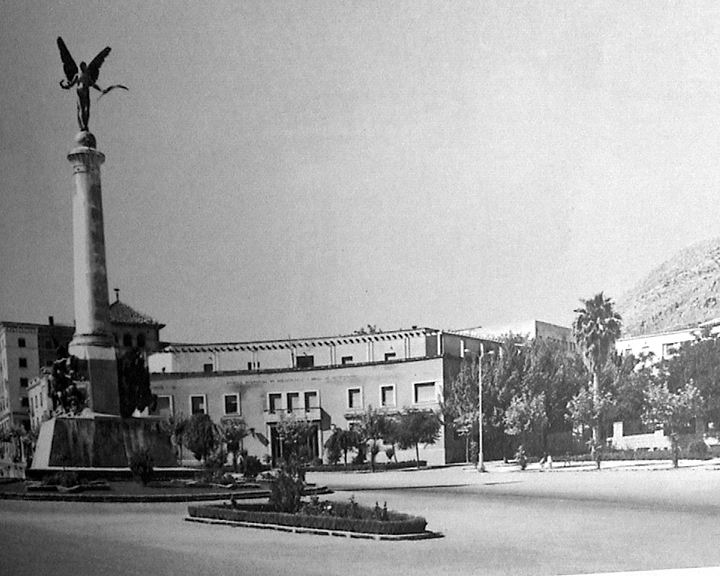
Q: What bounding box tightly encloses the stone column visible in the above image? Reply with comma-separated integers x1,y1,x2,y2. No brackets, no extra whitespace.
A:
67,131,120,416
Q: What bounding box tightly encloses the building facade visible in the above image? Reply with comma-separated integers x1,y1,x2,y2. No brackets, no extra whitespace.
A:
150,328,496,466
616,318,720,361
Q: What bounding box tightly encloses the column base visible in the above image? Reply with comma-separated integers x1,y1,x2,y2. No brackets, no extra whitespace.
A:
68,341,120,416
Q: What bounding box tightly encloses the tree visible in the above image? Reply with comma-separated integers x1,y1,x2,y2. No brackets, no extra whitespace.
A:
504,392,548,449
324,426,361,466
521,338,586,454
219,418,250,472
395,409,441,467
441,356,478,462
573,292,622,444
269,417,315,514
642,382,701,467
117,348,156,418
482,335,529,460
353,325,381,335
275,416,316,467
658,334,720,431
356,406,391,472
185,413,218,464
164,413,189,465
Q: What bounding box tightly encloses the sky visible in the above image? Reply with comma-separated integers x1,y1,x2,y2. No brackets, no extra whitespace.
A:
2,1,720,344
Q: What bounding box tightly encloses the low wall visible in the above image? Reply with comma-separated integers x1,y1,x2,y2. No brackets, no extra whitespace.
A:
609,425,671,451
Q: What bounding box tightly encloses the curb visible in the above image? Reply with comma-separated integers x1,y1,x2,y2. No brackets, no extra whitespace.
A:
184,516,443,540
0,485,331,503
0,490,267,503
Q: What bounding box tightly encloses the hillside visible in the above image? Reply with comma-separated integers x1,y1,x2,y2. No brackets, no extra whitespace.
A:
615,237,720,337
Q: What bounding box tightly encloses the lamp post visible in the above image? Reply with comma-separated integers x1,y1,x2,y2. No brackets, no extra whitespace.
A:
477,346,494,473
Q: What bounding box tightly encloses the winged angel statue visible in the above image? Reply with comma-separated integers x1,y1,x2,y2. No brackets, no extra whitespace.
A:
57,37,127,132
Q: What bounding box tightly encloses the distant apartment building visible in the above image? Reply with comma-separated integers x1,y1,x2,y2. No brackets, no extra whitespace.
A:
616,317,720,361
452,320,575,350
150,327,498,466
0,319,73,433
0,296,164,432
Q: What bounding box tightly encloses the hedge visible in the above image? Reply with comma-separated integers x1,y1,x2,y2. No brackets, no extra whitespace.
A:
188,503,427,535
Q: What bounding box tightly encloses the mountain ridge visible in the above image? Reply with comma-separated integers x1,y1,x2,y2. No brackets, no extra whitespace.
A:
615,237,720,337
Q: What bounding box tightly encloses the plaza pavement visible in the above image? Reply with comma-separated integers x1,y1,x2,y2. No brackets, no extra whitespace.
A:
4,459,720,576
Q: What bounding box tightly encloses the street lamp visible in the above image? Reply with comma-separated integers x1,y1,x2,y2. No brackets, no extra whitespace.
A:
477,346,494,473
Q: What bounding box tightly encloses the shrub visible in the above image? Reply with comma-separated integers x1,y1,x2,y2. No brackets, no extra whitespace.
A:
43,471,80,488
204,447,228,472
685,439,709,459
242,455,264,478
385,446,395,462
129,448,155,485
269,466,305,514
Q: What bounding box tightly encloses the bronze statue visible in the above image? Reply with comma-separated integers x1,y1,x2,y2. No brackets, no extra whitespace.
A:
57,37,127,132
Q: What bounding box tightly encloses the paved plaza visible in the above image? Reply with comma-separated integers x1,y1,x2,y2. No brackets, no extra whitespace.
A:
3,462,720,575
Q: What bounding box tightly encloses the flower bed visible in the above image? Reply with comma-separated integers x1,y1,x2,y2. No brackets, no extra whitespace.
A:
188,501,427,536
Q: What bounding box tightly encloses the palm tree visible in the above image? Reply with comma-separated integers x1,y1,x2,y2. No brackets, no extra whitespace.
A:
572,292,622,444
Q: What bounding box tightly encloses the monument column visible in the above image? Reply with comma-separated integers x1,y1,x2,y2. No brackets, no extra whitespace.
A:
67,131,120,416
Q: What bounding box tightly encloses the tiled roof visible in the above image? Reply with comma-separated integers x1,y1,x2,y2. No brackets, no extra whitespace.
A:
162,327,439,353
109,301,163,327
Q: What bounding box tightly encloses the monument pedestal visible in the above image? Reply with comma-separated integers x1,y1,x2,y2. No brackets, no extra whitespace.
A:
31,414,176,472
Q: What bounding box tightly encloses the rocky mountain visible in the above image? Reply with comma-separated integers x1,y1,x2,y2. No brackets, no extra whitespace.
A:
615,237,720,337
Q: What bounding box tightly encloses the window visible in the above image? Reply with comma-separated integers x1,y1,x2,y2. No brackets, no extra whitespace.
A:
155,396,173,417
21,398,29,408
662,343,679,358
123,334,133,347
341,356,353,365
190,395,206,415
203,363,213,373
18,338,26,348
380,385,396,407
347,388,362,410
287,392,300,412
20,378,28,388
18,358,27,368
247,362,253,371
137,333,146,348
384,352,396,361
296,355,314,369
224,394,240,415
268,393,282,413
414,382,436,404
304,391,318,410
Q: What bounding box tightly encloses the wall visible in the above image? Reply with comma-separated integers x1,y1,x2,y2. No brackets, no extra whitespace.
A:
609,421,671,451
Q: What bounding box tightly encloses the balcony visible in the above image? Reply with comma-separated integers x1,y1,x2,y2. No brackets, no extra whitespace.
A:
264,406,322,423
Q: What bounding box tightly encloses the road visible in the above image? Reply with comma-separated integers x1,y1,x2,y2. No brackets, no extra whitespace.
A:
3,464,720,576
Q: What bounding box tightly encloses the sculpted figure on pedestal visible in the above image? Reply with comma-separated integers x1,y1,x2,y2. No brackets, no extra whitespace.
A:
56,37,128,132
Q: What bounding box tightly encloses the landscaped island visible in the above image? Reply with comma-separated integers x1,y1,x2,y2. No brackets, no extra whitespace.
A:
188,496,429,537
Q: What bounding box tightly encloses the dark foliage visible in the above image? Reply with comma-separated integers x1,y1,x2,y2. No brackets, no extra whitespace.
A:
129,448,155,485
185,413,218,463
117,348,156,418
